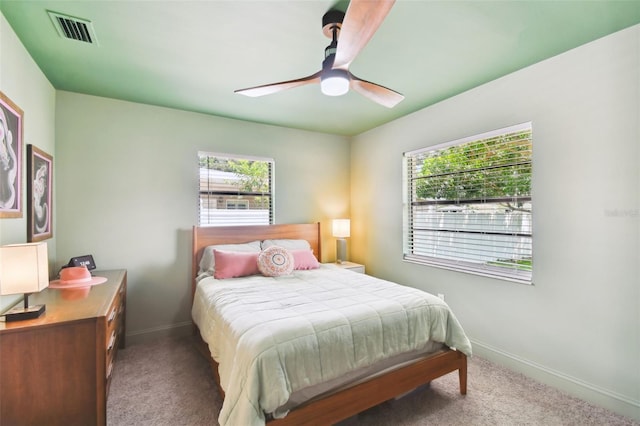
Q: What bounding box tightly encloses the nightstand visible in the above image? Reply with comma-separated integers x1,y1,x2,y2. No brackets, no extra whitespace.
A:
334,261,365,274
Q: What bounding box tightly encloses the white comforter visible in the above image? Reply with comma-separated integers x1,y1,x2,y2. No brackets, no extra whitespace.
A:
192,265,472,426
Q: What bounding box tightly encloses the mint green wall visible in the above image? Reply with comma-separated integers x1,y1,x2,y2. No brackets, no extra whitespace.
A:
350,25,639,420
0,13,56,312
54,92,350,340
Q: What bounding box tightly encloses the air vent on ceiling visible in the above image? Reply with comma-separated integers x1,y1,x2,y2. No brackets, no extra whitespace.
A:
48,11,97,44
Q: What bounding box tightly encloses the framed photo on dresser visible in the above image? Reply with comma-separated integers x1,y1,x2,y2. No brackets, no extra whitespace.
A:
27,145,53,242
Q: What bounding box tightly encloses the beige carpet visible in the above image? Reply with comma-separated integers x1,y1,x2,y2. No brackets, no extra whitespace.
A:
107,335,638,426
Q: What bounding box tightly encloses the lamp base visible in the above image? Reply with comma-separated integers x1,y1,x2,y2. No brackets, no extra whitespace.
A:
4,304,46,322
336,238,347,264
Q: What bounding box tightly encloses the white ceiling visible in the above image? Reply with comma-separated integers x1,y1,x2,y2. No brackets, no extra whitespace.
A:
2,0,640,135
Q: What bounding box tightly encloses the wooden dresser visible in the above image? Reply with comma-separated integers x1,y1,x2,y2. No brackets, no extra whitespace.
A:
0,269,127,426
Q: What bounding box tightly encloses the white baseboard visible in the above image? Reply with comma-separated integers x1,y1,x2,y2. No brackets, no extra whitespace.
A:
471,338,640,422
124,321,193,345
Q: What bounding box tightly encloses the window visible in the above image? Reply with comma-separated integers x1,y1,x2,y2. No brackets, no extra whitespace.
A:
403,123,532,284
198,152,274,226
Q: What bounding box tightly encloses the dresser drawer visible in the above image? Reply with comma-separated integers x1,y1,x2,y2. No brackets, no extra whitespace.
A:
105,280,126,396
105,289,123,348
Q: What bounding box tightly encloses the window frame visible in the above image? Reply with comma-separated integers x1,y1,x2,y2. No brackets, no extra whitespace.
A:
198,151,274,227
403,122,533,284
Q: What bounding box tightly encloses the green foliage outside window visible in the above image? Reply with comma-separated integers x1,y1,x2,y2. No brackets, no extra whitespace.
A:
199,156,269,193
414,130,531,212
226,160,269,193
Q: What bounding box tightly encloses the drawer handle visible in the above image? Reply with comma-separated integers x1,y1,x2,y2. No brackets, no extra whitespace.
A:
108,307,117,323
107,331,116,351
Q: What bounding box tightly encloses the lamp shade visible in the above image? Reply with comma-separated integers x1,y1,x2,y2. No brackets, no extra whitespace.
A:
332,219,351,238
0,242,49,296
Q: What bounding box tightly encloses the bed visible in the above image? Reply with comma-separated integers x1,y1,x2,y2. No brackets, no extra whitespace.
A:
191,223,471,426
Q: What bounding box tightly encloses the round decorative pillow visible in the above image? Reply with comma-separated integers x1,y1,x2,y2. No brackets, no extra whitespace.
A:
258,245,294,277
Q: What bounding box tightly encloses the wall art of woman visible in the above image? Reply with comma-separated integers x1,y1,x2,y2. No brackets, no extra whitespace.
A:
0,105,18,211
33,160,49,234
27,145,53,242
0,92,22,218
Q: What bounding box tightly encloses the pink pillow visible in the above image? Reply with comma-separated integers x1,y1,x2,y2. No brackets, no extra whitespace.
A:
291,249,320,270
213,250,260,279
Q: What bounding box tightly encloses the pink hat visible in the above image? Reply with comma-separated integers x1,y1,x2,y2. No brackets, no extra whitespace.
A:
49,266,107,289
59,287,91,300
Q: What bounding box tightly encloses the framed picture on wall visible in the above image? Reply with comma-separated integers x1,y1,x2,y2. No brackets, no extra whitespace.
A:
0,91,23,218
27,145,53,242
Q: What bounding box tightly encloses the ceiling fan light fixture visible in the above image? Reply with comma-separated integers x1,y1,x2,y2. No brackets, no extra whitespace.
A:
234,3,402,107
321,68,349,96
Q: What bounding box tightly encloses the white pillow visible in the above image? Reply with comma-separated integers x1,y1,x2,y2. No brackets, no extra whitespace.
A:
199,240,262,274
261,239,311,251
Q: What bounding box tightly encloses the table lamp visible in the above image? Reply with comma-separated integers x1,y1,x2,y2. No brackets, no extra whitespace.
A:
332,219,350,264
0,242,49,322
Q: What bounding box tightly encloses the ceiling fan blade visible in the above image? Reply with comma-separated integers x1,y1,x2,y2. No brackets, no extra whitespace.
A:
235,71,321,97
349,72,404,108
333,0,395,70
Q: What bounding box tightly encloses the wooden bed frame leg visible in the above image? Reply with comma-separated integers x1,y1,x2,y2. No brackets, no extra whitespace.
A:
459,354,468,395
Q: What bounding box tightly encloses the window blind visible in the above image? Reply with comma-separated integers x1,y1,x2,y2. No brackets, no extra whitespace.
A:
403,123,533,284
198,152,274,226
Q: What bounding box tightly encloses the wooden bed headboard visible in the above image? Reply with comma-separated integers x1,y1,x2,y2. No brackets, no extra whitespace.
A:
191,223,321,296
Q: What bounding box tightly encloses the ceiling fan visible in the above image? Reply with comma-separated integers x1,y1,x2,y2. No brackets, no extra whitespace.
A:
234,0,404,108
